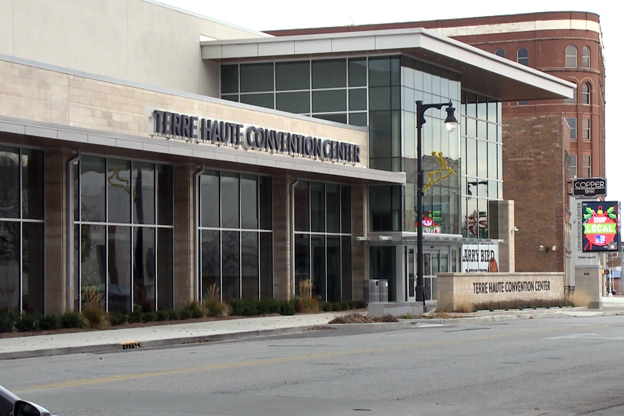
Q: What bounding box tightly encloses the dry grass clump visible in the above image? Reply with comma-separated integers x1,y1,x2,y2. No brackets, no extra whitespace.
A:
202,284,229,317
328,313,398,324
297,279,319,313
569,290,591,307
472,298,574,311
82,285,108,329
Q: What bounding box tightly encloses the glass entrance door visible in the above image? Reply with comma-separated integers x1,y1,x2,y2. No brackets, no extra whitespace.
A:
423,250,450,301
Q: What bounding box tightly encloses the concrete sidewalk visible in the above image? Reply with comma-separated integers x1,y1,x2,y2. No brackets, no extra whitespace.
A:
1,299,622,361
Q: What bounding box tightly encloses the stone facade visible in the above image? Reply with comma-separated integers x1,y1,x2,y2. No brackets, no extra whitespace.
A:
0,59,369,161
437,272,565,311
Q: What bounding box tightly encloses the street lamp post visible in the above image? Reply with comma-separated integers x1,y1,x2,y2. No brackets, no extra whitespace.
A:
415,101,458,306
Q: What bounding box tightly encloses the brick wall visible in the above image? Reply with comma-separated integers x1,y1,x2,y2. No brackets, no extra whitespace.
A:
503,114,570,272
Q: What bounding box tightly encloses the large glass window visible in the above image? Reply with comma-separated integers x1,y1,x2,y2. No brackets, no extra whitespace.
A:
0,146,44,314
73,156,173,313
566,117,577,140
582,46,591,68
517,47,529,66
461,92,502,239
198,171,273,301
569,154,578,179
565,45,577,68
400,56,461,235
582,118,591,141
583,155,591,178
582,83,591,105
221,57,369,127
294,180,351,302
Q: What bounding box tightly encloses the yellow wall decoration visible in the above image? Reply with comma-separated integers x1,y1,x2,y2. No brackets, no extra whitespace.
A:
423,151,456,191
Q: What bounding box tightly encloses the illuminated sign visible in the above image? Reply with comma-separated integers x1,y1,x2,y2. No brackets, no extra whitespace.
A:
582,201,620,252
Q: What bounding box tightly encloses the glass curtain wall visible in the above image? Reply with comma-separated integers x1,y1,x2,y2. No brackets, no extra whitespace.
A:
222,55,463,236
73,156,173,313
221,58,369,127
198,171,272,301
0,146,44,314
460,91,503,238
401,56,461,235
294,180,352,302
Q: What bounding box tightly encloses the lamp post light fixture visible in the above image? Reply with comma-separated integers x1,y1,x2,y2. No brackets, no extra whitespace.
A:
415,100,458,306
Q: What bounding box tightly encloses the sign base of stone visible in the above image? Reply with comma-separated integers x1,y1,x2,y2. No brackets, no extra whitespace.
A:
437,272,565,311
574,265,602,309
368,302,424,317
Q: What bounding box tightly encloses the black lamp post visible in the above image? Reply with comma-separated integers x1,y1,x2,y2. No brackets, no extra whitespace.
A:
415,101,458,306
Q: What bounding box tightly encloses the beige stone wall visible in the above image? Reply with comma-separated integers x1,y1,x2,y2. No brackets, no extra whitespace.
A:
0,59,369,165
0,0,265,96
437,272,565,310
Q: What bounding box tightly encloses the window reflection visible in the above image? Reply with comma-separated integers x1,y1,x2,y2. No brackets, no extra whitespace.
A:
0,147,45,314
198,171,273,301
75,157,173,312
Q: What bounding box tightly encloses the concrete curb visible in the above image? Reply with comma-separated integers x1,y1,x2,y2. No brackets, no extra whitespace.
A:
1,308,621,360
0,326,314,360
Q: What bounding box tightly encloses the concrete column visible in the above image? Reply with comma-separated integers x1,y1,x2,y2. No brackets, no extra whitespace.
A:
44,147,73,314
498,200,515,273
272,174,291,300
351,183,368,300
173,163,196,307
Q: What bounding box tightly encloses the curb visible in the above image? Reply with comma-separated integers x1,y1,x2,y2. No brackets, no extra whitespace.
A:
1,308,621,360
0,326,314,360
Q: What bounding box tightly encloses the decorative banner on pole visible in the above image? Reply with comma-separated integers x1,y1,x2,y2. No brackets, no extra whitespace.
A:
582,201,620,252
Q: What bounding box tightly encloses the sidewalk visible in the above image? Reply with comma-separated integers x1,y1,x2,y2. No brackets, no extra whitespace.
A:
1,300,622,361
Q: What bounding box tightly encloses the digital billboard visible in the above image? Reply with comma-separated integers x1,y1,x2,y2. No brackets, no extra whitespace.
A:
582,201,620,252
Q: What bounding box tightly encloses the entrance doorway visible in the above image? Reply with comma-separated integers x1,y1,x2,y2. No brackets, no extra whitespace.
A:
404,246,452,302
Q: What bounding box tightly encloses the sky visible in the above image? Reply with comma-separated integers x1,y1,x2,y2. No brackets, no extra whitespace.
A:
159,0,620,202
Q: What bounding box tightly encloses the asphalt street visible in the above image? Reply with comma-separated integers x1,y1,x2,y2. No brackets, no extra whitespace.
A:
3,313,623,416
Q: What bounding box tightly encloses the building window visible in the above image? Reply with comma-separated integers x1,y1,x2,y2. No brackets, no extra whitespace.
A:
0,146,45,315
582,118,591,140
582,83,591,104
565,45,577,68
565,117,577,140
582,46,591,68
517,100,529,106
517,47,529,66
222,58,372,126
569,154,578,178
495,49,506,58
73,156,174,313
198,171,273,301
564,83,577,103
582,155,591,177
295,181,352,302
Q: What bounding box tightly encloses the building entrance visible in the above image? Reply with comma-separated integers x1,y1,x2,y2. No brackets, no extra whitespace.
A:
403,245,457,302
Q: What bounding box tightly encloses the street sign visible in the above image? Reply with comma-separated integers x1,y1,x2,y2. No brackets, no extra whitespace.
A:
573,177,607,197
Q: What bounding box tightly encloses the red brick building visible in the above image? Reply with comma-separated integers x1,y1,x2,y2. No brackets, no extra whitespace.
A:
268,12,605,276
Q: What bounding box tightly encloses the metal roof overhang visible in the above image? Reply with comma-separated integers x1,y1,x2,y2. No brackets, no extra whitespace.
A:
201,28,574,101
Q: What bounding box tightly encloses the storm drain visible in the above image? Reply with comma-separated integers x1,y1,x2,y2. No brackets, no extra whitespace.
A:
121,341,141,350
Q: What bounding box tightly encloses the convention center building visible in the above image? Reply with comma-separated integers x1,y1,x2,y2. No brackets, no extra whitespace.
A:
0,0,573,314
